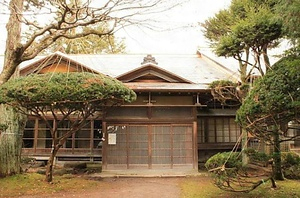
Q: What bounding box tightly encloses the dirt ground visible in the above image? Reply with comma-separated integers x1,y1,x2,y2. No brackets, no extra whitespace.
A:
21,177,185,198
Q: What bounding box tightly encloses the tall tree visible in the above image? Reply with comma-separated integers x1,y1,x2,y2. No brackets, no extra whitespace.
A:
202,0,283,170
0,72,136,182
202,0,282,83
236,55,300,180
0,0,184,177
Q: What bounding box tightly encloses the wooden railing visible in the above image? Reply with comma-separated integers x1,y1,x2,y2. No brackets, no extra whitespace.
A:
22,148,102,161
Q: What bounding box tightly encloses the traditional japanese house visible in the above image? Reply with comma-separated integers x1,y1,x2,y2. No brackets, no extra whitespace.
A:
19,51,242,171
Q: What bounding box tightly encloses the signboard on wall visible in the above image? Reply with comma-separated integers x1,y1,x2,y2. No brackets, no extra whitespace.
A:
108,133,116,145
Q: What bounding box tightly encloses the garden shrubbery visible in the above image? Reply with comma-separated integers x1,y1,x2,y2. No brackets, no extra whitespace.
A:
205,150,300,180
205,152,243,190
245,148,272,166
281,152,300,179
205,152,242,171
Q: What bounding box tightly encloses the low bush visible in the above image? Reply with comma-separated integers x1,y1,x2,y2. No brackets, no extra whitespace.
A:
205,152,242,171
281,152,300,167
205,152,243,189
281,152,300,179
245,148,272,166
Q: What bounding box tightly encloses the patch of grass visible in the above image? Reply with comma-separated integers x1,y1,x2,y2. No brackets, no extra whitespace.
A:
0,173,100,197
180,176,300,198
180,177,224,198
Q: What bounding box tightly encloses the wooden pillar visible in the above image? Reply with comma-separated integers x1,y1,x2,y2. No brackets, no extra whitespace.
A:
148,125,152,169
192,106,198,170
102,122,107,170
193,121,198,169
90,121,94,158
126,125,129,169
34,118,38,153
170,125,174,169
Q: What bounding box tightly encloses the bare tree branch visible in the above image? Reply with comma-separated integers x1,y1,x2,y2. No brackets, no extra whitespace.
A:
1,0,186,84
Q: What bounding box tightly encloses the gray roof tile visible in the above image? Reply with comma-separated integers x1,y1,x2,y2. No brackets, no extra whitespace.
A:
1,52,239,90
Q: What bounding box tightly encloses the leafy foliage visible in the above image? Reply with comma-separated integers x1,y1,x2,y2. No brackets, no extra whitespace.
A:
245,148,271,164
205,152,243,191
205,151,276,192
276,0,300,43
236,55,300,180
243,149,300,180
202,0,283,82
281,152,300,179
209,80,237,89
205,152,242,170
0,72,136,109
281,152,300,167
236,55,300,140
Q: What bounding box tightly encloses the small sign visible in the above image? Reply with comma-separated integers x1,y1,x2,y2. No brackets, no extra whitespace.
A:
108,133,116,145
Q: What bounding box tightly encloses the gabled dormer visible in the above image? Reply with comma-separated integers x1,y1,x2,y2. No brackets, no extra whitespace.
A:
20,51,99,76
117,54,193,84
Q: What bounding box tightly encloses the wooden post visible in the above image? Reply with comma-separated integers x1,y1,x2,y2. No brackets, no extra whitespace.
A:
193,121,198,170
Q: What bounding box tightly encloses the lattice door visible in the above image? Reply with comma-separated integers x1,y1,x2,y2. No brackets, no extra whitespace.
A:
128,125,148,167
152,126,172,167
105,124,193,169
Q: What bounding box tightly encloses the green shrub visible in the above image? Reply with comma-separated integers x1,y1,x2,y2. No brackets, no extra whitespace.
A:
281,152,300,167
205,152,242,170
205,152,243,189
245,148,271,164
283,165,300,179
281,152,300,179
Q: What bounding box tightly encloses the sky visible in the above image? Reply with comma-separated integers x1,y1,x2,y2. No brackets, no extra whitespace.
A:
0,0,232,55
114,0,232,54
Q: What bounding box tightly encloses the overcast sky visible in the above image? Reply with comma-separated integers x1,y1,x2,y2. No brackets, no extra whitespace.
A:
0,0,232,56
115,0,232,54
115,0,238,71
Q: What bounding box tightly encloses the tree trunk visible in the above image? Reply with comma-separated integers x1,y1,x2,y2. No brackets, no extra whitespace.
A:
273,128,284,180
0,0,24,84
45,149,57,183
238,60,247,84
262,45,271,72
45,142,61,182
0,0,26,178
242,128,249,166
0,104,27,177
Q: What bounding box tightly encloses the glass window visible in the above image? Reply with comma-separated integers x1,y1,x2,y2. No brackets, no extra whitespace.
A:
198,117,241,143
37,120,52,148
23,118,99,150
93,120,103,148
23,120,35,148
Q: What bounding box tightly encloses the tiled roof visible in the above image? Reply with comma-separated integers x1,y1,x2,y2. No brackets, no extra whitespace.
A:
1,51,240,90
67,53,239,84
